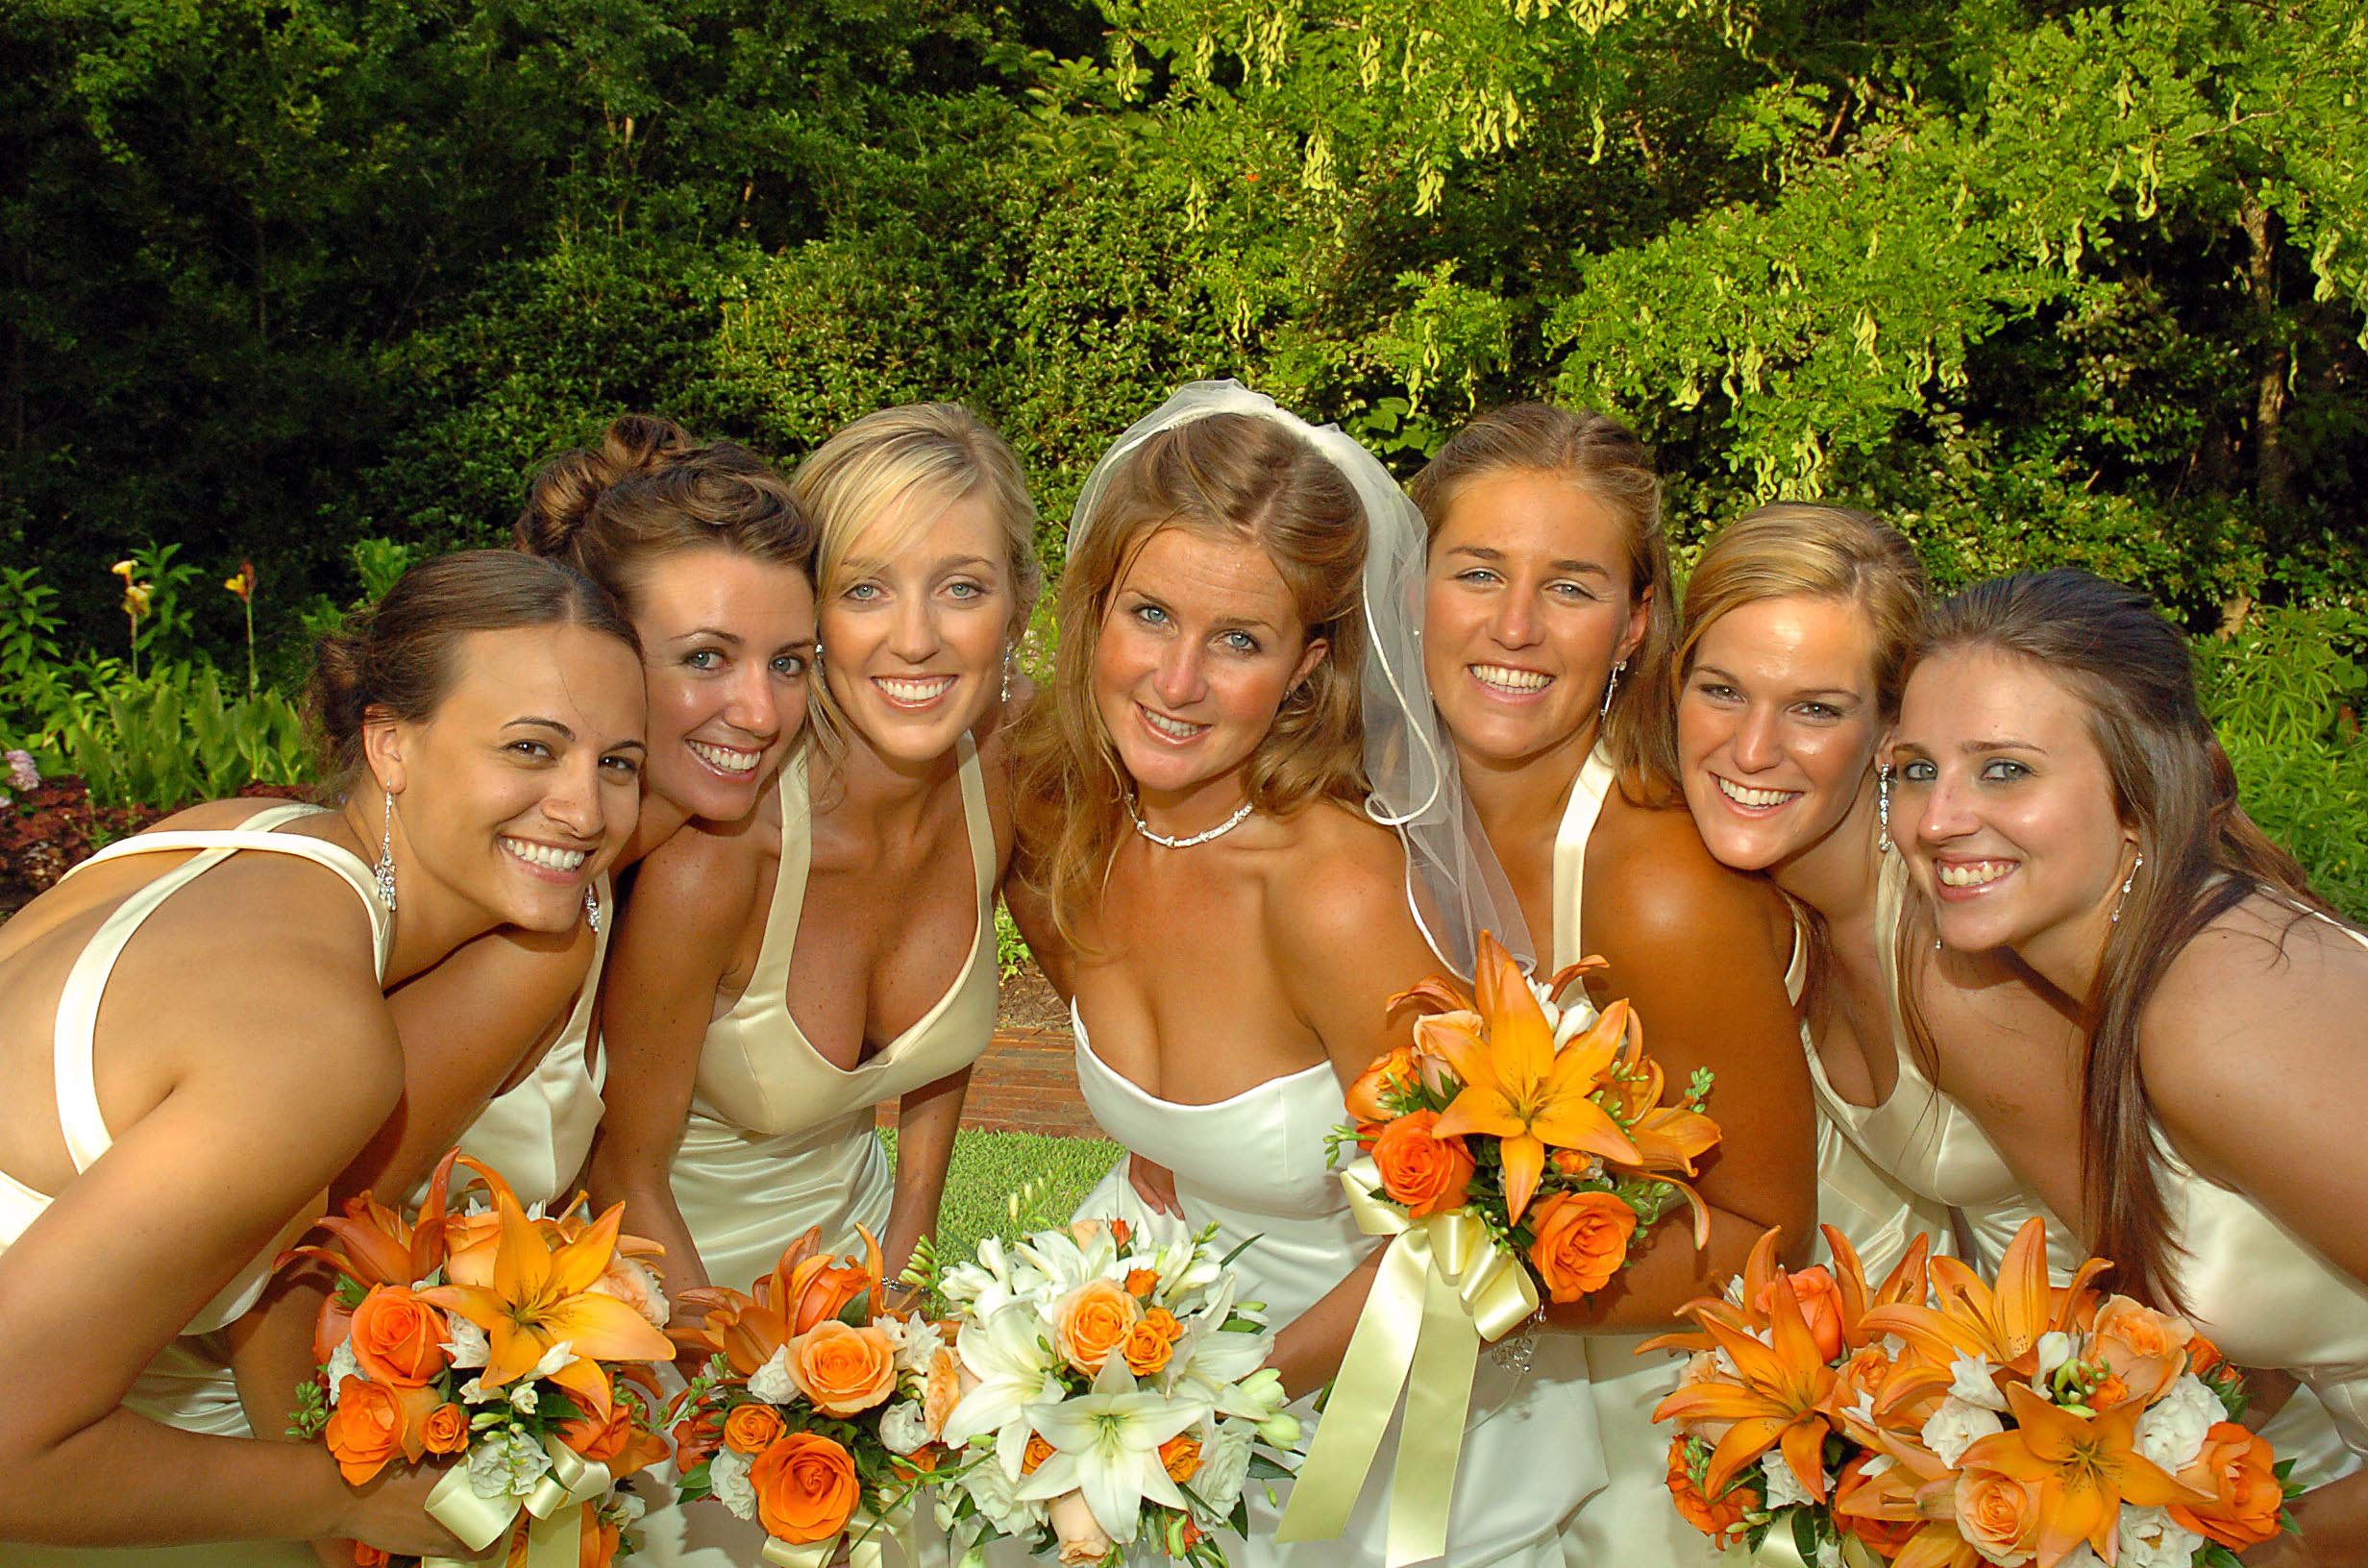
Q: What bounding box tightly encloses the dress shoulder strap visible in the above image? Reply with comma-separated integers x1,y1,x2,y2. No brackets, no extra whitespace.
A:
952,731,995,912
1548,746,1619,972
52,805,390,1173
747,750,814,1000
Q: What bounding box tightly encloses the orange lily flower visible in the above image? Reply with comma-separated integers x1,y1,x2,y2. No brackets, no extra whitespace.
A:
1835,1433,1982,1568
1957,1382,2212,1568
1651,1256,1840,1503
1421,932,1640,1224
673,1226,887,1373
1861,1217,2107,1410
419,1184,675,1418
1593,1050,1720,1245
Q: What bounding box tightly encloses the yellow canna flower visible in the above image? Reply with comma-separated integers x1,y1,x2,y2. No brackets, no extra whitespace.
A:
111,558,136,582
122,583,152,616
224,561,256,601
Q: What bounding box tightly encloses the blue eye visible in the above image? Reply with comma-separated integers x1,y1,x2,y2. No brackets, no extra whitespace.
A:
845,582,881,602
946,579,986,600
1547,580,1599,601
1899,758,1936,783
773,653,807,677
1221,629,1261,654
1980,758,2031,782
1456,568,1501,587
684,649,722,671
1133,603,1170,626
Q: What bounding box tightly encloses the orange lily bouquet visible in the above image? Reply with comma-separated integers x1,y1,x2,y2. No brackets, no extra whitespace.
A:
668,1226,960,1567
280,1152,676,1568
1275,931,1719,1566
1650,1217,2301,1567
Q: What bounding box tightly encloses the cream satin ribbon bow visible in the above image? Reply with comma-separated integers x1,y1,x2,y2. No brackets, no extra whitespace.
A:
1273,1157,1540,1567
422,1435,611,1568
1724,1524,1887,1567
760,1502,915,1568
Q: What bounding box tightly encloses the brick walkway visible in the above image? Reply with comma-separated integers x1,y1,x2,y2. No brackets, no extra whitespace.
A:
876,1024,1100,1139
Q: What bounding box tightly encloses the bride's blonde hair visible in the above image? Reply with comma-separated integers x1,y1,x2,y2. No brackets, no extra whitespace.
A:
1013,413,1370,950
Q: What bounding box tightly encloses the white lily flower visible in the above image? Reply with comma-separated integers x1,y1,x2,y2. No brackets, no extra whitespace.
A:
1016,1359,1210,1543
943,1303,1066,1452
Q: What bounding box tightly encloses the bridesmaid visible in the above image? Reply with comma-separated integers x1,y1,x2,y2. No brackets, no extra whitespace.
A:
1407,404,1816,1568
1007,382,1606,1565
1888,569,2368,1562
1667,502,2078,1279
592,404,1035,1567
0,551,644,1558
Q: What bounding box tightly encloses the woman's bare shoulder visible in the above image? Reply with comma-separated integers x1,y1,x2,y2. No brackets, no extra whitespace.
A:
1590,794,1791,959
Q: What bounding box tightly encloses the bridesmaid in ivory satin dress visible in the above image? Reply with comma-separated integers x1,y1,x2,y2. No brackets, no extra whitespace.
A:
1667,503,2080,1282
0,552,645,1561
1887,570,2368,1565
592,404,1037,1568
1406,404,1817,1568
1006,383,1609,1566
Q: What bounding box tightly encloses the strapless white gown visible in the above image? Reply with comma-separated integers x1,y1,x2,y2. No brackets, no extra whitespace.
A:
1061,1009,1606,1566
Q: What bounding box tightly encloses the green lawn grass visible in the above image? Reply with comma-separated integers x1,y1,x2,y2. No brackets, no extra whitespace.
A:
882,1128,1123,1267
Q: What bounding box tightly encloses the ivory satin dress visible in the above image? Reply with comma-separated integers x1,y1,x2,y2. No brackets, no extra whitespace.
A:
1063,1005,1608,1567
0,806,388,1568
637,737,999,1568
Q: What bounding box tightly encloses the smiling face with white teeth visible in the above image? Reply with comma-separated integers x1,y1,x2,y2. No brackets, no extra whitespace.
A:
1091,525,1327,826
819,489,1013,768
381,624,647,935
629,547,816,826
1678,595,1883,881
1421,469,1648,778
1890,648,2136,970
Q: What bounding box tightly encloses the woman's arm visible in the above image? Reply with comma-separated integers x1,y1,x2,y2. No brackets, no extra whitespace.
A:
884,1066,971,1282
584,823,761,1313
0,912,469,1554
1553,800,1819,1330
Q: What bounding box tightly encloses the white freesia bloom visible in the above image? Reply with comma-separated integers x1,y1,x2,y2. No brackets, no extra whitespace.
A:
941,1236,1038,1318
1525,977,1598,1050
748,1344,799,1405
1017,1363,1211,1544
943,1304,1066,1456
2135,1375,2220,1471
2119,1504,2205,1568
1921,1395,2007,1467
507,1383,539,1415
525,1338,578,1382
1948,1353,2010,1411
1257,1409,1301,1450
2032,1331,2075,1392
878,1401,932,1456
466,1428,552,1500
710,1447,757,1520
325,1338,364,1404
1190,1419,1258,1524
446,1313,490,1371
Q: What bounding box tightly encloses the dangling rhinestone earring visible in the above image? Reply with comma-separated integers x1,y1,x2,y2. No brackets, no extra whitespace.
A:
2109,852,2144,924
372,788,398,912
811,637,824,667
583,884,603,933
999,647,1014,704
1598,659,1627,722
1876,763,1895,854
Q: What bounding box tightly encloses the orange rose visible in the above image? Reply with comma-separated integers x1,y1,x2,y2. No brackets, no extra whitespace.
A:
1052,1279,1142,1374
1022,1433,1055,1475
1145,1307,1183,1341
348,1285,452,1386
1345,1045,1418,1121
726,1403,787,1455
1952,1466,2042,1566
2088,1294,2194,1405
1159,1433,1202,1482
1836,1455,1919,1559
1370,1111,1475,1218
2088,1372,2131,1411
2170,1421,2285,1550
923,1346,962,1439
354,1547,389,1567
787,1320,898,1416
420,1402,470,1456
1121,1319,1175,1376
558,1395,666,1481
1048,1490,1112,1566
2186,1332,2225,1380
1125,1268,1160,1297
1526,1191,1637,1303
1665,1437,1754,1547
751,1433,860,1545
324,1376,438,1485
1756,1266,1845,1363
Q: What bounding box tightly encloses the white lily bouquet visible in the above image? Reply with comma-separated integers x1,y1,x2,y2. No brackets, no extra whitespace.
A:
924,1214,1303,1566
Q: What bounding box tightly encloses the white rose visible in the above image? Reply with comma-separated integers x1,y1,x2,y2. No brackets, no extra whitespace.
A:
886,1314,948,1375
1948,1353,2010,1411
324,1338,364,1404
446,1314,490,1371
1761,1448,1825,1512
466,1429,552,1501
1921,1395,2007,1467
2135,1375,2220,1472
878,1401,933,1456
2120,1504,2205,1568
1190,1421,1257,1523
748,1344,799,1405
710,1446,758,1520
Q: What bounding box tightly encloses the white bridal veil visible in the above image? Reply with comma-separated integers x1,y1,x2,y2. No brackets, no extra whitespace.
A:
1065,380,1531,977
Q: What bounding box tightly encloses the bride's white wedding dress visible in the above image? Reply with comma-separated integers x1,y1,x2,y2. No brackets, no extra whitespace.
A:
1062,1005,1607,1566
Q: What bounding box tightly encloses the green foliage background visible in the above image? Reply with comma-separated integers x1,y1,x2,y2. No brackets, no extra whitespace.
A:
0,0,2360,902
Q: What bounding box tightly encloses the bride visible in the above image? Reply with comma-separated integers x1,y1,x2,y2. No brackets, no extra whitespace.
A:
1005,382,1605,1564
